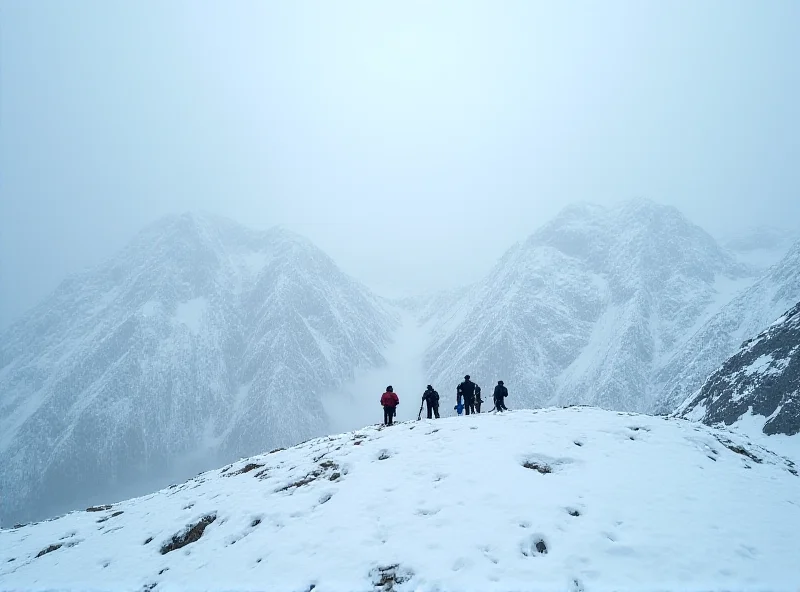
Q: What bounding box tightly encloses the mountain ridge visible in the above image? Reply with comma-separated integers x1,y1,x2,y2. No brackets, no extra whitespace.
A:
655,239,800,414
677,300,800,436
421,199,756,413
4,202,797,526
0,212,398,525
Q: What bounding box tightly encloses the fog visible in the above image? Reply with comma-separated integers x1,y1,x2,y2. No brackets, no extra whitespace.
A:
2,1,800,328
323,311,431,433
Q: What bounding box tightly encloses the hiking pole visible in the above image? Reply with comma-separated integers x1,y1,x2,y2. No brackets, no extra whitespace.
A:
417,400,424,421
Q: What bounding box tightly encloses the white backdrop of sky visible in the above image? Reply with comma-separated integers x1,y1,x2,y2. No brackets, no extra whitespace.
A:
1,1,799,327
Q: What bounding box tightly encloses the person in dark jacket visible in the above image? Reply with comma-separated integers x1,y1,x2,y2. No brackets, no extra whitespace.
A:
380,386,399,426
474,384,483,413
422,385,440,419
493,380,508,412
457,375,477,415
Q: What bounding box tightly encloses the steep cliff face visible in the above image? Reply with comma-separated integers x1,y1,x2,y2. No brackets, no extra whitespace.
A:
678,301,800,437
656,240,800,414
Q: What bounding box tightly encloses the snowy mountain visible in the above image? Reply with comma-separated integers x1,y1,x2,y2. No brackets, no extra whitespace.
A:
677,301,800,437
655,239,800,413
1,408,798,591
720,225,799,271
0,213,397,526
422,200,754,412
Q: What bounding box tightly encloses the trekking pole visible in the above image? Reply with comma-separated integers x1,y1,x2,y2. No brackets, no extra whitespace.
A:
417,400,424,421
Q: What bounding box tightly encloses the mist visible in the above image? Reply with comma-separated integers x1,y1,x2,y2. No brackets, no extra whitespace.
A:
3,1,800,328
323,310,433,433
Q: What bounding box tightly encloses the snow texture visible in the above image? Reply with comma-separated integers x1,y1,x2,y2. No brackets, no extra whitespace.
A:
677,301,800,436
3,202,798,528
719,225,799,271
1,408,798,592
0,213,398,525
656,239,800,413
419,199,755,414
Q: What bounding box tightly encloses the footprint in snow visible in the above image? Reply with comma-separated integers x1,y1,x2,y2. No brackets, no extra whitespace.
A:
520,535,548,557
415,507,441,516
452,557,472,571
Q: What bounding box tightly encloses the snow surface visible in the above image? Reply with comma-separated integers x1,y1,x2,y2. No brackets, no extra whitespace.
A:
2,408,798,592
725,409,800,464
173,297,208,335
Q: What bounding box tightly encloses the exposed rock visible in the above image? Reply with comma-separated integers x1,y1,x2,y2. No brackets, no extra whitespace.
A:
160,514,217,555
678,301,800,436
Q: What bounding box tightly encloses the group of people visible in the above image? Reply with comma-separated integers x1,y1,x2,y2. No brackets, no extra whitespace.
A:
379,375,509,426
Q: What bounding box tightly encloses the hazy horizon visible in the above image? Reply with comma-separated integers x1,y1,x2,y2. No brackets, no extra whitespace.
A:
3,197,797,329
3,1,800,327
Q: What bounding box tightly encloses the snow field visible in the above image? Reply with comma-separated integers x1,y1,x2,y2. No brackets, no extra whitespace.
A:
1,408,798,592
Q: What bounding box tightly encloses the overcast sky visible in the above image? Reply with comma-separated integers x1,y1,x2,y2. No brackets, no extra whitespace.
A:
2,1,799,327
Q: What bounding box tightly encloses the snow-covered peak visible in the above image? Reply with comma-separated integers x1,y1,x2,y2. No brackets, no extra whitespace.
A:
721,225,799,253
120,213,319,271
0,213,397,526
2,408,797,591
718,226,799,272
423,200,754,413
528,199,743,282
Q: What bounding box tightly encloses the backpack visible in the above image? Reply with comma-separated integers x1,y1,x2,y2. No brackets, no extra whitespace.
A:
459,381,476,397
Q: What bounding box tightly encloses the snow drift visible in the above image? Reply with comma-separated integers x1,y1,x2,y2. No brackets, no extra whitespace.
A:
2,408,798,592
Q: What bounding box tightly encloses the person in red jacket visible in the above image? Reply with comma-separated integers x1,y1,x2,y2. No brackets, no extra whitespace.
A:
380,385,399,426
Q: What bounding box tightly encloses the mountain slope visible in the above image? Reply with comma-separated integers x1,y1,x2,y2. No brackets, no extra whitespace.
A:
0,213,397,525
677,301,800,436
1,408,798,591
655,240,800,413
423,200,753,412
720,225,799,271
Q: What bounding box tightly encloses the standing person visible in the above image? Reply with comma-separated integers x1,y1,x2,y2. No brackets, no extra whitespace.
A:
422,385,440,419
458,375,477,416
380,386,399,426
474,384,483,413
493,380,509,412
